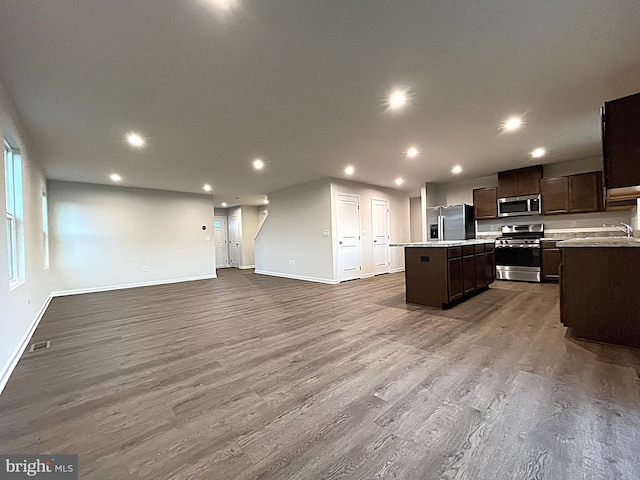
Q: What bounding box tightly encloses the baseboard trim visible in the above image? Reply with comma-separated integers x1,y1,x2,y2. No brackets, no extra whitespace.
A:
239,265,255,270
360,273,374,279
254,270,339,285
0,293,53,396
51,274,218,297
390,267,405,273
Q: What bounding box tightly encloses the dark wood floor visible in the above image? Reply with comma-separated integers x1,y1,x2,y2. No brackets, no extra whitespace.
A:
2,269,640,479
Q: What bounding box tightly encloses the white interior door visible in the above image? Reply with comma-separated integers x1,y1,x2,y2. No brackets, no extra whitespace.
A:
337,194,361,282
372,198,390,275
228,215,240,268
214,216,229,268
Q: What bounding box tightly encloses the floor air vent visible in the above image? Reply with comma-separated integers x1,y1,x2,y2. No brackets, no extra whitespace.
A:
29,341,51,352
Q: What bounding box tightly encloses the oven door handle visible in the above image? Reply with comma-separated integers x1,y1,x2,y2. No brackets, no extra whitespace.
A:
495,244,540,248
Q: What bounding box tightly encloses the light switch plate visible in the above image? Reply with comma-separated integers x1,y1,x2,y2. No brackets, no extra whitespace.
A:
206,235,211,240
323,230,330,236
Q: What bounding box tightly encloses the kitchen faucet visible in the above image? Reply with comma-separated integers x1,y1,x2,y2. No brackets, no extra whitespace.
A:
603,222,633,238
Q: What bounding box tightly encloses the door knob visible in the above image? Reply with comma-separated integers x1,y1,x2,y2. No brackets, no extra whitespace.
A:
339,241,343,244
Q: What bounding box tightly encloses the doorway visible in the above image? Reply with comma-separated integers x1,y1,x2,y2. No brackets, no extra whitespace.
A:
228,214,240,268
336,193,361,282
372,198,390,275
214,216,229,268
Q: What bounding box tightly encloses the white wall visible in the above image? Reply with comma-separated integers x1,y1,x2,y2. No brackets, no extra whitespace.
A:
427,157,603,209
240,205,259,268
0,79,51,392
427,175,498,207
257,205,268,231
49,181,216,293
410,197,422,242
331,179,409,277
544,157,602,178
255,179,334,283
463,156,631,236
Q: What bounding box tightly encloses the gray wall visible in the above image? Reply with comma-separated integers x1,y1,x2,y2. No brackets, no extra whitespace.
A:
331,179,409,276
410,197,422,242
421,156,633,236
241,205,259,268
255,178,410,283
255,179,334,282
0,79,51,391
49,181,216,293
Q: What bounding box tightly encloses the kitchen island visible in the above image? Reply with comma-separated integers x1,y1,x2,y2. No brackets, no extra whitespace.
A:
558,237,640,349
392,240,496,309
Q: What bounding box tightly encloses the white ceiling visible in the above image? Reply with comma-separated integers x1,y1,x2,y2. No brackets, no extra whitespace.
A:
1,0,639,206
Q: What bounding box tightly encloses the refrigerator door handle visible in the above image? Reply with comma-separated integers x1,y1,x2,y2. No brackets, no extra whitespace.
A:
438,215,444,241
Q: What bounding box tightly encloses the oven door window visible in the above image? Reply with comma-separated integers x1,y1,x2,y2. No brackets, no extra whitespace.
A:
495,247,540,268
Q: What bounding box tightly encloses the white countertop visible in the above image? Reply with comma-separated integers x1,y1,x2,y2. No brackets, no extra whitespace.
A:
391,239,495,248
558,237,640,248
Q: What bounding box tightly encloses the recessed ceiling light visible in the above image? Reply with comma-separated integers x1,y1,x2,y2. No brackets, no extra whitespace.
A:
203,184,212,192
221,202,227,207
126,132,146,148
253,158,265,170
388,89,408,110
264,199,269,205
502,116,523,133
110,173,122,182
344,165,354,175
406,147,419,159
451,165,463,174
208,0,237,11
395,177,404,186
531,147,546,158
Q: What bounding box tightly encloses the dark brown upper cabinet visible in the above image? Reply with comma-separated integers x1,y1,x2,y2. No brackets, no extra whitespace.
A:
498,165,543,197
541,177,569,214
569,171,603,213
472,187,498,219
541,171,603,215
603,91,640,189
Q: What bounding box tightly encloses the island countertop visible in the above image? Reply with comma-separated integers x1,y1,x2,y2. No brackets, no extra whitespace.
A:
391,239,495,248
557,237,640,248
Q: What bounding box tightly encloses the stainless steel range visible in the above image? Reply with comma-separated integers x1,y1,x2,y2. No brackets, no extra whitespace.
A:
495,224,544,282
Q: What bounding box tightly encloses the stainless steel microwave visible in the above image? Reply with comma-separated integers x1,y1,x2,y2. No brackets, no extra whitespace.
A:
497,194,542,218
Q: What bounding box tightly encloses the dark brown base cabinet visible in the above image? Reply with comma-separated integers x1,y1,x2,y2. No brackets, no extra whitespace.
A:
405,244,495,309
560,246,640,349
541,240,561,282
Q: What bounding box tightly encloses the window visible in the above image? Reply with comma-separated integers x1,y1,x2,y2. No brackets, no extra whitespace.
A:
4,139,23,286
42,189,49,269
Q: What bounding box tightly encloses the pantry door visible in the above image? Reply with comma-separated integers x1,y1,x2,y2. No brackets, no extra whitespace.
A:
336,194,361,282
372,198,390,275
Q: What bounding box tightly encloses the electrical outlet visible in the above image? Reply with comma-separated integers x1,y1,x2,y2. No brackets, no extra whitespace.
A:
289,259,295,265
142,266,148,272
570,220,577,227
205,235,211,241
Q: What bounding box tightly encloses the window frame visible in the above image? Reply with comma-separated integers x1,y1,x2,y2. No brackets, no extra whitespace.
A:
4,139,23,288
42,188,49,269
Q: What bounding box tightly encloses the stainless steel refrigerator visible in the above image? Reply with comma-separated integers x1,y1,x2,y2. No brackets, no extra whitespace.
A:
426,204,475,241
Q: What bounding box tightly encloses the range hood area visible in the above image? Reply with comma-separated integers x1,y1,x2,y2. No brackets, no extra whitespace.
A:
606,186,640,209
